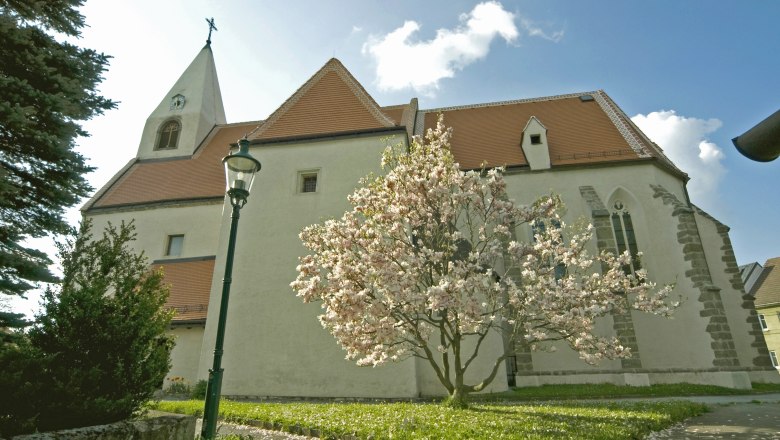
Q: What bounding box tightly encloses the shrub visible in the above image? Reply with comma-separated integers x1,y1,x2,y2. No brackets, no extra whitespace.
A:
2,221,175,435
0,341,47,437
191,379,208,399
164,376,192,395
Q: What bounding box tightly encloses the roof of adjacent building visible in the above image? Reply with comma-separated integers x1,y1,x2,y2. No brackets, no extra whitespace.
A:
151,257,215,322
754,257,780,307
83,57,684,212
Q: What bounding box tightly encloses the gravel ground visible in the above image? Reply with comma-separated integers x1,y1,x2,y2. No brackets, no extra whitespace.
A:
195,418,310,439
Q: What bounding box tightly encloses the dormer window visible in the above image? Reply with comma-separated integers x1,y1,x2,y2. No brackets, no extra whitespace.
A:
156,120,180,150
521,116,550,170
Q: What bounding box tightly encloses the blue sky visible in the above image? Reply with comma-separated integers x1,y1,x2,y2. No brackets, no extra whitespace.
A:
9,0,780,314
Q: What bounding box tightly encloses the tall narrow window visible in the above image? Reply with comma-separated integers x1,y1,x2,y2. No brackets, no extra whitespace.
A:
156,120,180,150
759,314,768,330
770,351,779,368
611,200,641,275
166,234,184,257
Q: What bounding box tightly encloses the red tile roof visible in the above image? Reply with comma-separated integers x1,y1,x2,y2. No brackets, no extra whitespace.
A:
88,122,257,209
250,58,396,141
152,257,215,322
84,61,683,212
420,91,674,170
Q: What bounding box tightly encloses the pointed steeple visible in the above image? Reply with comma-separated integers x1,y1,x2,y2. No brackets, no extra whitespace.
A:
136,44,226,159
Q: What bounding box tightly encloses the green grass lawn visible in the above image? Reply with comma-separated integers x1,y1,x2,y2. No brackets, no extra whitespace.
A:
474,381,780,402
154,399,706,439
153,382,780,439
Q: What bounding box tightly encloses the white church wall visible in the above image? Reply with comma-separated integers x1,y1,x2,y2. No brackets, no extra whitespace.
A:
414,331,509,397
615,176,716,371
694,210,764,370
86,203,223,262
166,326,206,386
87,203,222,389
502,163,718,376
199,132,421,398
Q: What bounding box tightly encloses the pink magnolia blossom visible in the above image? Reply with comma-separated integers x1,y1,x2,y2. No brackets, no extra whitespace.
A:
291,116,676,405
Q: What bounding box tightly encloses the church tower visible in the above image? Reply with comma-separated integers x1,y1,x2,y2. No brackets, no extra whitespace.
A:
136,43,226,159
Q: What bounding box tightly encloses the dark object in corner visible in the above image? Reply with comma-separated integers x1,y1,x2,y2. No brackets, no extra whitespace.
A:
732,109,780,162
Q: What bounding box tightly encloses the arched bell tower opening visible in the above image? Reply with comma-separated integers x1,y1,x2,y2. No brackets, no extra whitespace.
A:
155,119,181,151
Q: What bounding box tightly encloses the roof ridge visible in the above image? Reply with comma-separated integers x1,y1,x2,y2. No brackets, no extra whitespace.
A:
592,91,653,158
420,90,601,113
593,91,688,178
219,120,264,128
249,58,394,140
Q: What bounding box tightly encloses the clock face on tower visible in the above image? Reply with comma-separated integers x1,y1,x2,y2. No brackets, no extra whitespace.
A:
170,94,186,110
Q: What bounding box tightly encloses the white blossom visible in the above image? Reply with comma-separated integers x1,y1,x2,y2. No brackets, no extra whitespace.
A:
291,116,678,401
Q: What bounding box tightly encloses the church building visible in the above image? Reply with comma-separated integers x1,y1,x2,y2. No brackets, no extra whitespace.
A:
82,42,779,398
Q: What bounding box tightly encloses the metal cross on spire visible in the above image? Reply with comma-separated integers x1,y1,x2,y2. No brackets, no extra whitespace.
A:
205,17,218,45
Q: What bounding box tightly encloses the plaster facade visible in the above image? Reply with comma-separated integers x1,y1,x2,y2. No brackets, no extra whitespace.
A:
82,44,779,398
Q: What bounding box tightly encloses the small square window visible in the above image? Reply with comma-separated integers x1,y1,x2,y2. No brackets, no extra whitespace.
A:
530,134,542,145
770,351,779,368
298,171,319,194
758,314,768,330
166,235,184,257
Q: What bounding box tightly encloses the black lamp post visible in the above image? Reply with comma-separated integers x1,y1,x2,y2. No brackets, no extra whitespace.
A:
201,137,261,439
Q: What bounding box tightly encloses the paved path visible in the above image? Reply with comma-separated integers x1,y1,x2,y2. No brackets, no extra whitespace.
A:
193,394,780,439
643,394,780,440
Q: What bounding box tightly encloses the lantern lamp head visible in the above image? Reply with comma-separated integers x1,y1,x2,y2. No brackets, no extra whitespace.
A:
223,137,261,207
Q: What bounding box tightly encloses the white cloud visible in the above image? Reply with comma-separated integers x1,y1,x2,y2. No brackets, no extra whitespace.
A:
362,1,519,94
631,110,726,209
519,17,564,42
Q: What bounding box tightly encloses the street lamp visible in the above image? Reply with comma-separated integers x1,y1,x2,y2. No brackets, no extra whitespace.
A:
201,137,261,439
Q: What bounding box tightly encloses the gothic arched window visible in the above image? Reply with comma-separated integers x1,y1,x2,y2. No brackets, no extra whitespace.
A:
156,120,180,150
610,200,641,274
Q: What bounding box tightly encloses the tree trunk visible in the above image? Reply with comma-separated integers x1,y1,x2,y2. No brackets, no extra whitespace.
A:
444,385,470,409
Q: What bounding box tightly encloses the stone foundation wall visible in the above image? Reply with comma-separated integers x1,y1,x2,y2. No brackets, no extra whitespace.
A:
12,413,195,440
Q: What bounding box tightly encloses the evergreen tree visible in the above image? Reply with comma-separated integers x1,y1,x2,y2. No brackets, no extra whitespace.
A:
0,0,115,333
23,220,174,433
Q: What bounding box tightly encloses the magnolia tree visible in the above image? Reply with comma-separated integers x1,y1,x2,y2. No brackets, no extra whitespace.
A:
291,118,677,407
